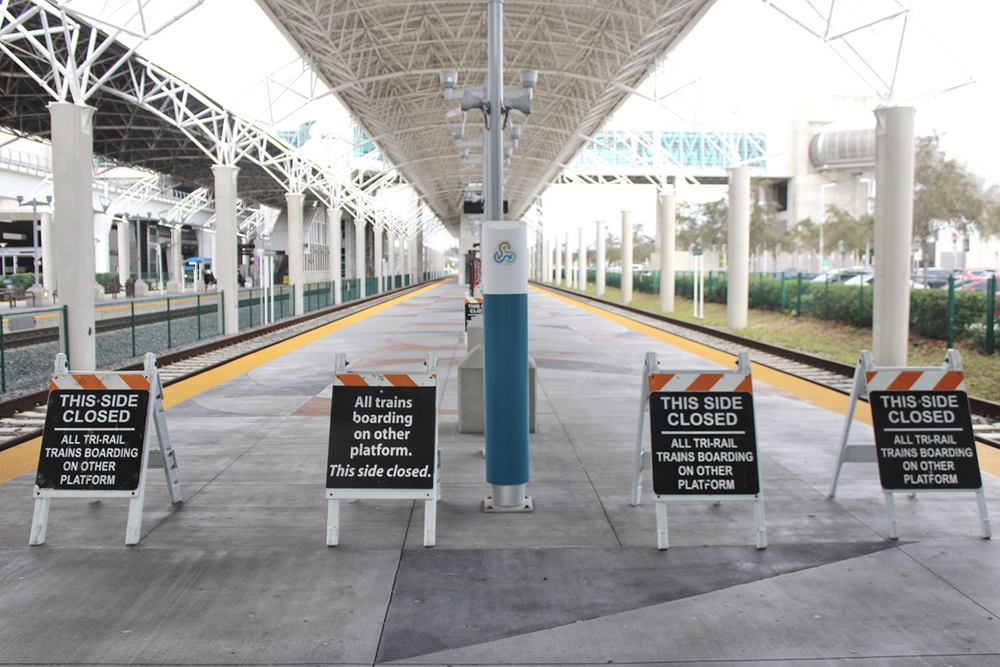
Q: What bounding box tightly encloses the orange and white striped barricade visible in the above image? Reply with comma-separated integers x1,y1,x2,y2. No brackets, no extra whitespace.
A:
326,352,440,547
830,350,990,539
633,352,766,550
30,352,181,546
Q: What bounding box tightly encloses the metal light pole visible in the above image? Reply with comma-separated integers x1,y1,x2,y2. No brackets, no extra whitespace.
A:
16,195,51,286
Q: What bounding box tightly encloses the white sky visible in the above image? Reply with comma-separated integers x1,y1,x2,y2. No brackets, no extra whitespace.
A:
126,0,1000,185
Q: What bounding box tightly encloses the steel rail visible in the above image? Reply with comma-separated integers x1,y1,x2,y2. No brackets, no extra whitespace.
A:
0,277,448,453
536,281,1000,449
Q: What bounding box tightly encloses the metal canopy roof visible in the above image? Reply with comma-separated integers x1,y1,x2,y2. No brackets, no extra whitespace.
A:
254,0,717,234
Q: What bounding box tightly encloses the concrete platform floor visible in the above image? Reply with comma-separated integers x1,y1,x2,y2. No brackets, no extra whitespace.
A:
0,277,997,666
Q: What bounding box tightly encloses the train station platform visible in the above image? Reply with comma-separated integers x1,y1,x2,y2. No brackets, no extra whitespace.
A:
0,277,998,665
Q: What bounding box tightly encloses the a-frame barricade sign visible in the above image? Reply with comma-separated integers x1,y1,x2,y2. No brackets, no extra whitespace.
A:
464,296,483,332
326,353,440,547
30,352,181,545
632,352,766,550
830,350,990,539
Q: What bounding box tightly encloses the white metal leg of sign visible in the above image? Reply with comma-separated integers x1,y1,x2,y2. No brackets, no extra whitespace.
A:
147,354,182,505
977,489,992,539
631,352,659,507
28,498,50,545
423,498,436,547
884,491,900,540
655,500,669,549
829,353,873,498
326,499,340,546
754,494,768,549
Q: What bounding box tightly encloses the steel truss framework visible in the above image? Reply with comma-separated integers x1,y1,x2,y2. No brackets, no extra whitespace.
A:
0,0,440,242
254,0,719,235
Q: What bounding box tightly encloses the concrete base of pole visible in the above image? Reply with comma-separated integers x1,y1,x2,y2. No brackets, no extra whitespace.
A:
458,344,536,434
485,484,533,512
27,284,52,306
134,281,150,298
166,280,182,294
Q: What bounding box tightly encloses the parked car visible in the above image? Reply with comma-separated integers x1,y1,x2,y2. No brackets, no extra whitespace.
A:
959,277,1000,295
842,273,928,289
962,267,998,281
810,267,872,284
911,268,954,289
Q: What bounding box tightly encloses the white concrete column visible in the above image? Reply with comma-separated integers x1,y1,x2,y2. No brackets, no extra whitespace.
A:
41,211,56,289
328,207,342,304
117,218,131,280
92,213,108,276
212,163,240,335
659,192,676,312
621,210,633,304
564,232,573,289
554,236,562,286
596,220,606,296
727,167,751,329
577,227,585,291
170,226,182,282
388,231,397,289
542,236,550,283
373,227,383,293
285,192,305,315
409,233,417,285
873,106,916,367
50,102,96,370
354,218,366,298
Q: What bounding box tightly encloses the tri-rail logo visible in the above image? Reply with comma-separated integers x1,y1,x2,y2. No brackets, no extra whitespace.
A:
494,241,516,264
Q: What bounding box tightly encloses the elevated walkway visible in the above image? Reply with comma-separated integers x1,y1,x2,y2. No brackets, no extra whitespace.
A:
0,278,997,665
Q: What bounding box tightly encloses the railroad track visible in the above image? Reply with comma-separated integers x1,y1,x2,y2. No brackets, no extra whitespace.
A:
0,279,446,452
538,282,1000,450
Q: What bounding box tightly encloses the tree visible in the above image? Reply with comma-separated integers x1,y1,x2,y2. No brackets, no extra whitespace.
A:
677,199,727,251
913,134,998,267
823,205,873,264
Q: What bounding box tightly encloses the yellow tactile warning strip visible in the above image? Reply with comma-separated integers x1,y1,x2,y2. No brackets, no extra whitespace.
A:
0,281,445,485
535,285,1000,479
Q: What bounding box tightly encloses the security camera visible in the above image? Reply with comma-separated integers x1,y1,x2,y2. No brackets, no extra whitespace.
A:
520,69,538,89
440,70,458,90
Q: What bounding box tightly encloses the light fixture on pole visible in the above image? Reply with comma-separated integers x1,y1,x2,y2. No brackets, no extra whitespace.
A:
16,194,51,287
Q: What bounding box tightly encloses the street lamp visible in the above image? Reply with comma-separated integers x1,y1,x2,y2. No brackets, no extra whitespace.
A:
16,194,51,287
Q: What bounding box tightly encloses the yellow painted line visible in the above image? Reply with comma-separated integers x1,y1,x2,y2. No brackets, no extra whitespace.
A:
0,282,444,484
161,282,442,409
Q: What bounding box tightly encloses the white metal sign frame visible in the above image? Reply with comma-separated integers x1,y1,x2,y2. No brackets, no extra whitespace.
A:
30,352,181,546
326,352,440,547
632,351,766,550
830,349,990,539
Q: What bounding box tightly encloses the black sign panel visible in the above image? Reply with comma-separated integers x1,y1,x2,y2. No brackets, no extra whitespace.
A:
869,390,982,490
464,299,482,330
35,389,150,492
327,384,436,490
648,391,760,496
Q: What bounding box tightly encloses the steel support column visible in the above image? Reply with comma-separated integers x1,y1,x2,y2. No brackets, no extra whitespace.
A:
51,102,96,370
621,210,633,304
727,167,750,329
873,106,916,366
286,192,305,315
659,191,675,312
329,207,342,304
596,220,606,296
213,164,239,335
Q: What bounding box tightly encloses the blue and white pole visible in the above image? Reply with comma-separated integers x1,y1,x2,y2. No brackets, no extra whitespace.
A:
482,221,530,508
